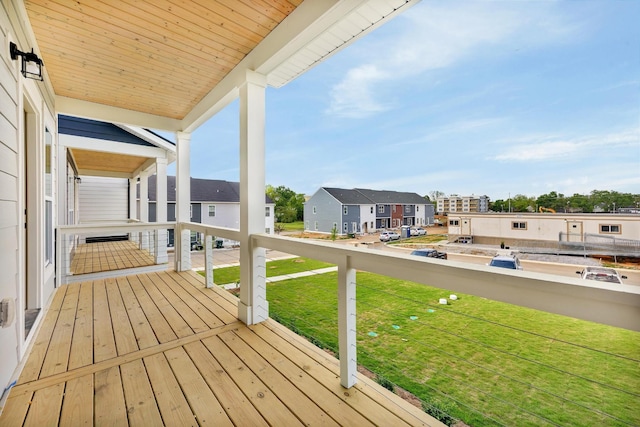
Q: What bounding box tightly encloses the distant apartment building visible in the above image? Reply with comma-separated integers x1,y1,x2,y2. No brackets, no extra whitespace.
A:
436,195,490,214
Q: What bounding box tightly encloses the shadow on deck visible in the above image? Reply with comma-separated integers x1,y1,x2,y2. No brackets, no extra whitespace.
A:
0,270,439,426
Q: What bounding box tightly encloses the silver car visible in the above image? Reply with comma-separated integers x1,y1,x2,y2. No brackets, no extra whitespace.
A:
379,231,400,242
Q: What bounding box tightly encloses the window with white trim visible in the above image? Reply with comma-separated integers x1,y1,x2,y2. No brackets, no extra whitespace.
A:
512,222,527,230
370,206,374,214
343,222,348,232
449,219,459,226
378,205,384,213
343,206,348,215
314,221,318,231
405,205,410,213
313,206,317,214
209,205,216,217
265,206,270,217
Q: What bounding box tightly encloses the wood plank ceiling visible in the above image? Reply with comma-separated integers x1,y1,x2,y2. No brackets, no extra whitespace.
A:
25,0,303,120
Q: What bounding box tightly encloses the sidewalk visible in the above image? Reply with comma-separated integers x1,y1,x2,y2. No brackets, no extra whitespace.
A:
221,266,338,289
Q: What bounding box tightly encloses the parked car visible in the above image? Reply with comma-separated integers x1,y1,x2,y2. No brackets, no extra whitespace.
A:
410,227,427,236
379,231,400,242
410,249,447,259
576,267,627,284
488,254,522,270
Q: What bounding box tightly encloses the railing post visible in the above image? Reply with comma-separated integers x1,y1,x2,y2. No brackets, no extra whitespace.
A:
338,255,357,388
205,234,213,288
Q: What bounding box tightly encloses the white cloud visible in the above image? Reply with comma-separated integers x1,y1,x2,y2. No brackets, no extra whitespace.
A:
325,2,579,118
493,130,638,162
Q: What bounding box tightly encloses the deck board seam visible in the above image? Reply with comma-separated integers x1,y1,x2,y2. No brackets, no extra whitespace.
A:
9,322,243,398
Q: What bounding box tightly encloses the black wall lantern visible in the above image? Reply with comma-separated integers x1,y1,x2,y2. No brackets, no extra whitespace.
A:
10,42,43,81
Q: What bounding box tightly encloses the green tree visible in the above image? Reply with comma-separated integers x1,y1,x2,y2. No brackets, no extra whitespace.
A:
266,185,305,222
511,194,535,212
429,190,445,201
490,199,506,212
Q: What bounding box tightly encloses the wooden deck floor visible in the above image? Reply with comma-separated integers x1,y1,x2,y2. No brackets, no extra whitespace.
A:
0,270,438,426
70,240,156,275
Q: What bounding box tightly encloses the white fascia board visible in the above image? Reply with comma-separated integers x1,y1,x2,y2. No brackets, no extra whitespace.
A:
181,0,345,132
60,134,169,159
265,0,422,87
56,96,182,132
115,125,176,154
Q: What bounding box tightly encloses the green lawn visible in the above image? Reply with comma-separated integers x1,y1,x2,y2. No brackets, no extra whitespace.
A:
198,256,335,285
277,221,304,232
265,271,640,426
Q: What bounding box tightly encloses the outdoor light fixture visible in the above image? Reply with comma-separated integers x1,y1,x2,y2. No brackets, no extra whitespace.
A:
9,42,43,81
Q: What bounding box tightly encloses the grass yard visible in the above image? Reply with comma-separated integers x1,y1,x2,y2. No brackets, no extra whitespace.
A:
277,221,304,232
198,256,335,285
266,271,640,427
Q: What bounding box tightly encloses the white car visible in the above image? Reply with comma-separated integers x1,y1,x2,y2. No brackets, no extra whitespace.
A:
410,227,426,236
576,267,627,284
379,231,400,242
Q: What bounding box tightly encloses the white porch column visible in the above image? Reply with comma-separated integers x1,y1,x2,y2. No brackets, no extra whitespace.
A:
238,70,268,325
175,131,191,272
128,176,138,243
338,256,357,388
139,170,149,250
155,158,168,264
129,177,137,220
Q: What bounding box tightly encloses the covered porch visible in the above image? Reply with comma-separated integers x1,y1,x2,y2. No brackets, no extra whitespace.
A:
0,270,431,426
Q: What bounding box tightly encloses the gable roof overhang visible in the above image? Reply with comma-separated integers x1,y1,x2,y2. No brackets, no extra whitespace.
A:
58,115,176,178
20,0,420,132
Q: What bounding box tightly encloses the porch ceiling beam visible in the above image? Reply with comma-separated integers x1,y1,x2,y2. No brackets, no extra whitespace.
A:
76,169,133,179
56,96,182,132
132,158,158,177
60,135,170,159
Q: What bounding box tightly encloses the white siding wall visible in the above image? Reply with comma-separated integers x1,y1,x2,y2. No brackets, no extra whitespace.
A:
0,0,57,390
360,205,376,233
200,202,275,234
0,3,20,389
78,176,128,223
200,203,240,229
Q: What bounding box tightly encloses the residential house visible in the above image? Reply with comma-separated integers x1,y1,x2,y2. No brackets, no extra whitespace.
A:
304,187,434,235
436,194,490,214
144,175,275,246
1,1,637,425
58,115,176,229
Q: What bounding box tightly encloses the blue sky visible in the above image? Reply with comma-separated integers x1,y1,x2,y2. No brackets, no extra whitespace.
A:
166,0,640,201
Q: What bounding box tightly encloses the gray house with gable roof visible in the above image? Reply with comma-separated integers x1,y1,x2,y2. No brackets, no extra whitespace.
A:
144,175,275,245
304,187,434,235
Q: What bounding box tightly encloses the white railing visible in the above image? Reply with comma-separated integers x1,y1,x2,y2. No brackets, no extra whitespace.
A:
172,224,640,390
57,221,640,394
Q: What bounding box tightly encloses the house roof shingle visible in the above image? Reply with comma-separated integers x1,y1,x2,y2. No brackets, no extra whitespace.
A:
322,187,430,205
146,176,272,204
